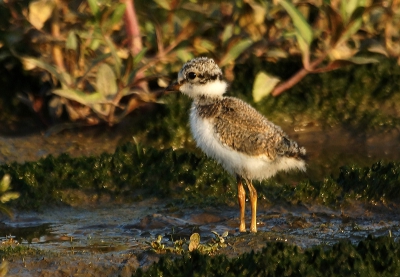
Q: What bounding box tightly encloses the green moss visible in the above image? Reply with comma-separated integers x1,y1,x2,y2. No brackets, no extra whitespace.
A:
286,177,343,206
121,94,193,149
271,161,400,206
0,137,399,209
0,245,43,259
0,142,234,209
133,235,400,277
337,161,400,202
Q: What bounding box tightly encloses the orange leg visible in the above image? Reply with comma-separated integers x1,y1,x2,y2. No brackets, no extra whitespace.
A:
245,179,257,233
237,175,246,232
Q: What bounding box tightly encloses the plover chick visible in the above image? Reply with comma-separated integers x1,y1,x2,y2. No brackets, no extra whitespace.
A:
166,57,306,233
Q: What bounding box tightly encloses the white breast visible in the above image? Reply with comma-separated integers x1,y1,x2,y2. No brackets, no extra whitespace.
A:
189,104,305,180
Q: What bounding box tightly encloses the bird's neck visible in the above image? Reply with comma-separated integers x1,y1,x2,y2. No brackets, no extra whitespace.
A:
194,94,223,105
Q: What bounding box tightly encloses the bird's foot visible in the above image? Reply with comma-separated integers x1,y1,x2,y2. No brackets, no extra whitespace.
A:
249,226,257,233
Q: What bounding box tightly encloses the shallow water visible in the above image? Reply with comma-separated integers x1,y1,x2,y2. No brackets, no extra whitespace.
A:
2,199,400,276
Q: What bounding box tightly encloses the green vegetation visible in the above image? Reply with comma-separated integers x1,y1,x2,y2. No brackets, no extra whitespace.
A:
133,235,400,277
285,161,400,206
0,143,234,209
0,245,41,259
234,57,400,131
1,0,399,128
147,231,228,255
0,174,20,217
0,140,399,210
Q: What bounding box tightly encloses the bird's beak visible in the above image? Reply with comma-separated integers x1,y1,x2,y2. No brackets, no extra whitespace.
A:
165,81,182,92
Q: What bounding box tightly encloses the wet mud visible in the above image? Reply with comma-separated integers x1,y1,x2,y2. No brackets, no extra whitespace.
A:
1,200,400,276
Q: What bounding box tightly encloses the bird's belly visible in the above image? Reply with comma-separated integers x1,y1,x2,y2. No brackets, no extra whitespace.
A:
189,111,291,180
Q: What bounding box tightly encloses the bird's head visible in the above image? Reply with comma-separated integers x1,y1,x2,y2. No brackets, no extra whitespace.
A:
165,57,227,98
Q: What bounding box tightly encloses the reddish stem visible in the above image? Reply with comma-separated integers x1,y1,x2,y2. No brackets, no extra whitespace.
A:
124,0,148,91
124,0,142,55
271,54,327,97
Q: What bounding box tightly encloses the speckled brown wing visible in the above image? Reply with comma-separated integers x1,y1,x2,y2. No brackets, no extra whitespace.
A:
212,97,301,160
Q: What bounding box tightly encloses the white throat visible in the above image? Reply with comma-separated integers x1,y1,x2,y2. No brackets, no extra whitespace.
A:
180,80,227,98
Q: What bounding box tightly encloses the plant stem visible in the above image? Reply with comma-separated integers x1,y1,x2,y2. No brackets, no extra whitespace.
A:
272,54,327,96
134,23,196,80
124,0,142,56
124,0,148,91
51,0,65,72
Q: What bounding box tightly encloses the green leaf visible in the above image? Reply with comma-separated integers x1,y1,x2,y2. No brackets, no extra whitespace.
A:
219,38,253,67
201,40,215,52
280,0,313,46
120,87,134,97
340,0,366,23
21,57,69,85
125,50,149,86
154,0,171,10
316,56,379,72
266,49,288,59
0,192,20,203
0,175,11,193
52,89,106,105
221,24,233,45
104,36,121,78
295,31,310,66
90,53,113,65
133,47,148,65
89,38,101,50
78,53,112,87
66,31,78,51
60,72,74,89
252,71,281,102
194,39,215,53
336,6,365,46
110,3,126,27
345,56,379,64
96,63,118,99
88,0,100,20
176,50,194,63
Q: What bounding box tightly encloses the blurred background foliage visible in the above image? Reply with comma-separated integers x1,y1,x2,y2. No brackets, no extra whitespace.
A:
0,0,399,131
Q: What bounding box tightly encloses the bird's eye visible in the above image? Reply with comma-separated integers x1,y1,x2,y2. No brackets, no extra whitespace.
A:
188,72,197,80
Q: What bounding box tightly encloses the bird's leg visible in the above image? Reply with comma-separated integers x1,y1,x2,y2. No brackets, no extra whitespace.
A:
245,179,257,233
237,175,246,232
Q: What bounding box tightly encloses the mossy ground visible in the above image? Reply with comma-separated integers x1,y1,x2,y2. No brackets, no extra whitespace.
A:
0,244,43,259
134,235,400,277
1,140,399,211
